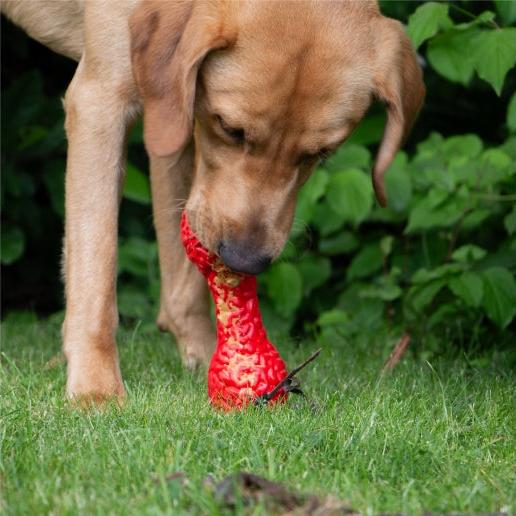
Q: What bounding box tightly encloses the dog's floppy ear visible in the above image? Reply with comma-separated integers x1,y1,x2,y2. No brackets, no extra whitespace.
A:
372,19,425,207
130,1,234,157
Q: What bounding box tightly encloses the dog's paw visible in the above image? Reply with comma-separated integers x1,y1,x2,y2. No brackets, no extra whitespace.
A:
65,353,126,407
176,337,215,370
156,311,215,369
181,352,208,371
66,381,126,408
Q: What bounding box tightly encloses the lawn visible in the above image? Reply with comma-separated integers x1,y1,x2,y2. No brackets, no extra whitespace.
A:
1,317,515,514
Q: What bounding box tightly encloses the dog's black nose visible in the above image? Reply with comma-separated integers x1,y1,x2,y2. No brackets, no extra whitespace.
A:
218,240,272,275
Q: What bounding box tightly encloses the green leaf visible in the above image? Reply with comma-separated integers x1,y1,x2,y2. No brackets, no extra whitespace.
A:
326,168,373,225
259,300,295,335
442,134,483,160
324,144,371,173
263,262,303,318
462,209,491,230
425,166,456,192
1,226,25,265
507,93,516,133
277,241,299,261
318,231,359,255
293,197,315,236
380,235,394,257
409,279,447,313
316,309,349,327
340,301,385,334
499,136,516,160
360,281,402,302
412,264,463,284
407,2,452,49
303,168,329,203
123,163,151,204
448,156,475,186
347,244,383,280
337,284,385,332
480,242,516,271
297,254,331,295
385,152,412,212
426,303,460,329
293,169,329,235
417,132,445,155
427,28,480,85
481,149,511,170
449,272,484,308
312,203,345,236
347,113,386,146
16,125,48,151
472,28,516,95
481,267,516,328
504,206,516,235
476,148,513,186
495,0,516,25
451,245,487,263
406,189,468,233
118,237,157,277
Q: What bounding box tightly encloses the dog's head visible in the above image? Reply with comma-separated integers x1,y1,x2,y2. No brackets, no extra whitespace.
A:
130,0,425,274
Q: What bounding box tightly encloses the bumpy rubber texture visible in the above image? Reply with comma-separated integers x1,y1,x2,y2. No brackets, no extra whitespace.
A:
181,212,288,410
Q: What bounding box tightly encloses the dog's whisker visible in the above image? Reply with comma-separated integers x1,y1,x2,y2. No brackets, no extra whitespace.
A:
153,203,191,216
291,217,311,236
152,208,187,216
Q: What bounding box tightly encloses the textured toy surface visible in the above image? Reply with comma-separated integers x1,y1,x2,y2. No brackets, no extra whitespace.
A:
181,212,288,410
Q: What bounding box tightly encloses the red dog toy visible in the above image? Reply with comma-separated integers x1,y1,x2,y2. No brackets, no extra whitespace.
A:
180,212,288,410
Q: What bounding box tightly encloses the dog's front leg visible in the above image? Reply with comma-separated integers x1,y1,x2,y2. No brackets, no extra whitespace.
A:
62,61,134,402
150,150,215,368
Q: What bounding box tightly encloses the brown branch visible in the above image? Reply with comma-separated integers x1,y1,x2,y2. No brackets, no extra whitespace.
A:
381,333,411,373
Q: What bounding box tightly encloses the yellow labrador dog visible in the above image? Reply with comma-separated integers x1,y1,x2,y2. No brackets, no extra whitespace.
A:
2,0,424,403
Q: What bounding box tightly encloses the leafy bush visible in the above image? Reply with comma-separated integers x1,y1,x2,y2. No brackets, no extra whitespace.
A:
407,1,516,94
260,129,516,345
1,1,515,350
0,66,153,313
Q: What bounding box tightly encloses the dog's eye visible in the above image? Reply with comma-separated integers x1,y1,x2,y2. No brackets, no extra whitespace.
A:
215,115,245,144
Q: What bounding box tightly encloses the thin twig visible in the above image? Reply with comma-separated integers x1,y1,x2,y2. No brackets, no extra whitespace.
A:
255,348,322,404
449,4,500,29
382,333,411,374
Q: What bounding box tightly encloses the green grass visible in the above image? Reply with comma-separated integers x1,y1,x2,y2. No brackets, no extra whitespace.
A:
1,318,515,514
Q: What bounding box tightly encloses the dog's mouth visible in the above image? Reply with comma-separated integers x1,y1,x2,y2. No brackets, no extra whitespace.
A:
183,208,273,276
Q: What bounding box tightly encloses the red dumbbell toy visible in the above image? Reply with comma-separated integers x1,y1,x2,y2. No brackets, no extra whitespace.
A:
180,211,288,410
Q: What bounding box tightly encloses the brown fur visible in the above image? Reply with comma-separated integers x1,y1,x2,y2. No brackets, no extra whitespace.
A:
1,0,424,403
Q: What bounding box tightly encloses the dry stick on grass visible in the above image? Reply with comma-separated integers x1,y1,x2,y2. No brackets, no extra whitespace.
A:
381,333,411,373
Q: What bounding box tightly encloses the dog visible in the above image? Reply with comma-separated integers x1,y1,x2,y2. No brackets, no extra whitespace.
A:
1,0,425,403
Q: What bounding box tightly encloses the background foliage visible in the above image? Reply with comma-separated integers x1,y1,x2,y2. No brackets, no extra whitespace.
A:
2,1,515,351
